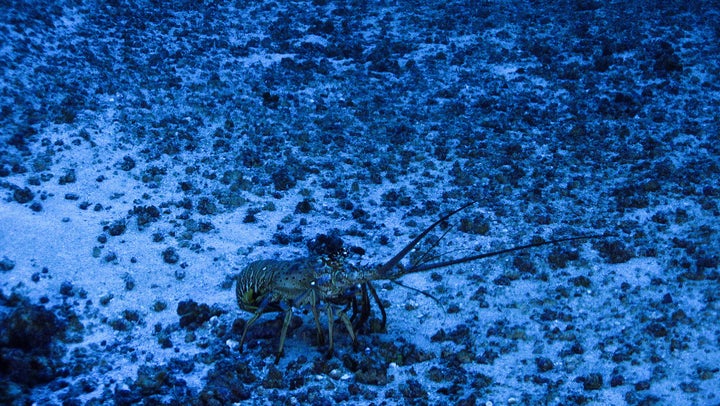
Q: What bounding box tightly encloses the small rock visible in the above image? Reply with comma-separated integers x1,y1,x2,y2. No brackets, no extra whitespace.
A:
135,365,170,396
680,381,699,393
99,294,113,306
262,366,285,389
197,197,217,215
152,300,168,312
646,322,667,338
535,357,554,372
272,168,296,191
123,274,136,291
58,169,77,185
119,156,136,171
399,379,428,401
570,275,591,288
294,199,313,214
631,379,652,392
581,373,603,390
13,187,34,204
596,240,634,264
162,247,179,264
107,220,126,236
0,256,16,271
177,299,224,330
59,281,75,297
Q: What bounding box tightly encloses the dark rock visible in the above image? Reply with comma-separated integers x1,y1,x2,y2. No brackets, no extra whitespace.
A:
243,208,258,223
119,156,136,171
261,365,284,389
635,379,651,391
58,169,77,185
122,310,141,323
0,299,73,399
581,373,603,390
399,379,427,401
612,345,636,363
570,275,591,288
288,373,305,390
426,366,449,383
109,319,133,332
493,275,512,286
13,187,34,204
2,304,60,351
123,274,135,291
350,352,389,385
162,247,179,264
596,240,634,264
471,373,493,390
696,255,718,270
135,365,171,396
513,255,536,274
458,214,491,235
152,300,167,312
176,300,224,330
197,197,217,215
272,168,296,191
59,281,75,297
535,357,554,372
104,252,118,263
200,359,255,402
107,220,126,236
295,199,313,214
653,41,683,74
548,247,579,269
477,349,499,365
678,381,698,394
307,234,345,258
0,257,15,272
133,205,160,227
646,322,667,338
114,387,142,405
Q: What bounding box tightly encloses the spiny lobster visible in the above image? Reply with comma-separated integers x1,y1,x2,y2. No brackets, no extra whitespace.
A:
235,202,608,364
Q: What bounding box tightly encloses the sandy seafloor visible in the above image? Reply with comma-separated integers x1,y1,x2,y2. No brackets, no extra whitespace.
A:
1,0,719,405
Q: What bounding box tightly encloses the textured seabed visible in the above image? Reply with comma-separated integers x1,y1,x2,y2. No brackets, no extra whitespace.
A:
1,1,719,405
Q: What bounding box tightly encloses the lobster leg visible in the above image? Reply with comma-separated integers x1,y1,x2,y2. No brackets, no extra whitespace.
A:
325,305,358,359
326,306,335,358
275,309,293,364
366,282,386,331
337,307,358,351
239,311,261,352
310,304,325,345
239,295,273,352
353,283,371,331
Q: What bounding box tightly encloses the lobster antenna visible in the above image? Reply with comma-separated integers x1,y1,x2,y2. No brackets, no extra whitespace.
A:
404,233,615,275
410,223,456,270
390,279,445,312
377,201,477,277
